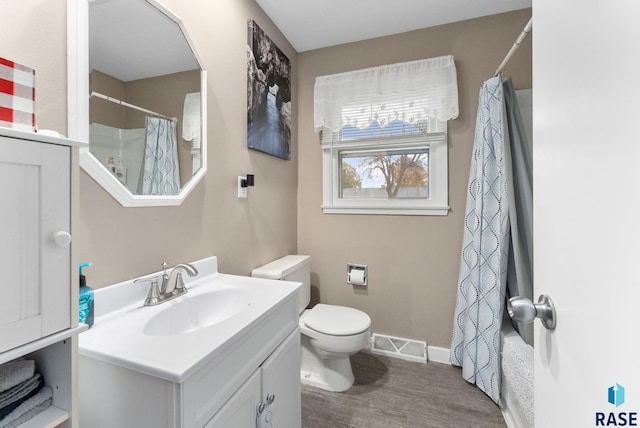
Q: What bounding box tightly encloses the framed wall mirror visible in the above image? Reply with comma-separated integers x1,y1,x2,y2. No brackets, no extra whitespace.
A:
68,0,207,207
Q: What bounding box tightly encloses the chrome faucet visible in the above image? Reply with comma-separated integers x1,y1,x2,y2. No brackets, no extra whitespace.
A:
161,263,199,295
134,262,199,306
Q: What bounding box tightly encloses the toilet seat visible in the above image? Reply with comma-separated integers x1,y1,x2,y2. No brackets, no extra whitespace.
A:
299,311,371,356
303,304,371,336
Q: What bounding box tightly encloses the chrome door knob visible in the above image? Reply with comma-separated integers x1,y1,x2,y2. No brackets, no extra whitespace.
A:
507,294,557,330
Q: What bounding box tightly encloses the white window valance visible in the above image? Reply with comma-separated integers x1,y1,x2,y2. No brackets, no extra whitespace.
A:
313,55,459,133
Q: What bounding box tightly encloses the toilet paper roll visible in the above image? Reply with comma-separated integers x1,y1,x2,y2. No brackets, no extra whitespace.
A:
349,268,366,286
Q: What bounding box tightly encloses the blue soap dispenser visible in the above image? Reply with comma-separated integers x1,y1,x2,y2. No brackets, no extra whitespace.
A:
79,263,94,328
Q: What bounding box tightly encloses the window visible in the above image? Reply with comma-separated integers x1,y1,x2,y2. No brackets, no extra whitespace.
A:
340,147,429,200
314,56,458,216
321,121,448,215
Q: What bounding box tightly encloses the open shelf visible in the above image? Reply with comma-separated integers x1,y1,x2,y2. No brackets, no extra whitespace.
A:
1,326,87,427
16,405,69,428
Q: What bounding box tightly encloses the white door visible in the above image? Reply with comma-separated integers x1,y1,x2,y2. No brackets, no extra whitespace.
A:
534,2,640,426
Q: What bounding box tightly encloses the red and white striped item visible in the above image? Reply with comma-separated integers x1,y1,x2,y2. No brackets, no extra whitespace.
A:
0,57,35,132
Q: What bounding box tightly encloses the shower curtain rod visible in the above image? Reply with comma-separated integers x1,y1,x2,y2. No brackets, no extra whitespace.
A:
494,17,533,77
89,91,176,122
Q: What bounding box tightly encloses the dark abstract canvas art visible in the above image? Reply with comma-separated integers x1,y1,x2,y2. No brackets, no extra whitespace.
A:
247,20,292,160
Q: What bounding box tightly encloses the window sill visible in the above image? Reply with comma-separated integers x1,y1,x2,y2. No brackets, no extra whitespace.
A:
321,205,450,216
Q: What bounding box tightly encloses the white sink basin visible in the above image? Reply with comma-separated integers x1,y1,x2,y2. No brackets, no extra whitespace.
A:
143,289,251,336
78,256,301,383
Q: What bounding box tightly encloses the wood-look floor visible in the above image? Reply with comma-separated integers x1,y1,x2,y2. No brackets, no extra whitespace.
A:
301,351,507,428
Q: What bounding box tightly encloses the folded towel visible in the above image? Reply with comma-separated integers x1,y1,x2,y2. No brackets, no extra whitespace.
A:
0,385,52,428
0,360,35,393
0,374,44,419
1,399,51,428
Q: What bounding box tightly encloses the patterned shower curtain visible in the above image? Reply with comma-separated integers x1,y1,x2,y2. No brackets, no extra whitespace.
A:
138,116,181,195
450,76,510,404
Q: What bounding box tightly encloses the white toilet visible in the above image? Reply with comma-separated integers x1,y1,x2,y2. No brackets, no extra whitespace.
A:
252,255,371,392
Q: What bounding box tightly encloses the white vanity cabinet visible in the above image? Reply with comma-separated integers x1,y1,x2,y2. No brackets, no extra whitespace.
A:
78,267,302,428
80,327,301,428
0,128,87,428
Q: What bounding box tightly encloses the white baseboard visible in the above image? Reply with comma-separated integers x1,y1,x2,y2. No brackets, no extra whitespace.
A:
427,345,450,364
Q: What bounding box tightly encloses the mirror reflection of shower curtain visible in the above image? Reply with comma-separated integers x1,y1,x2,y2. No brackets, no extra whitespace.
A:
138,116,180,195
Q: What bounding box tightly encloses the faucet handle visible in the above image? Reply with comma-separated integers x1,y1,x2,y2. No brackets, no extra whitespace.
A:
134,276,162,306
174,272,187,293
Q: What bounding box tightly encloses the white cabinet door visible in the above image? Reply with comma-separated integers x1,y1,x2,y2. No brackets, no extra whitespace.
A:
260,328,301,428
0,136,71,353
205,370,261,428
206,328,301,428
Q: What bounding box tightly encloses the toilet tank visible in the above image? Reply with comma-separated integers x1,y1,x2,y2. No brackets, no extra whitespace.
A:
251,255,311,313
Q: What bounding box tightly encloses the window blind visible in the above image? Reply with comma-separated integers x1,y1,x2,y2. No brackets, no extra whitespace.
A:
313,55,459,135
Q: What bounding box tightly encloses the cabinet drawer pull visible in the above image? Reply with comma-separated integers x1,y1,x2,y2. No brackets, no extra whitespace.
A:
266,393,275,404
257,402,266,415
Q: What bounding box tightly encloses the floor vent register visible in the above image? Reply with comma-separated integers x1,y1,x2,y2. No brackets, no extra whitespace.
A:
371,333,427,363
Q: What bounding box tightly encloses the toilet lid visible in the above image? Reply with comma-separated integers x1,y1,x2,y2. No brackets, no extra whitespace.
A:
303,304,371,336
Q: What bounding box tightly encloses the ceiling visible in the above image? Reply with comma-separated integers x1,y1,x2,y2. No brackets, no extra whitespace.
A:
90,0,199,82
255,0,532,52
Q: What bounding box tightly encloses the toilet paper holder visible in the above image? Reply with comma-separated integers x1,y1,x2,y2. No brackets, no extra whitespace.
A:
346,264,368,286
